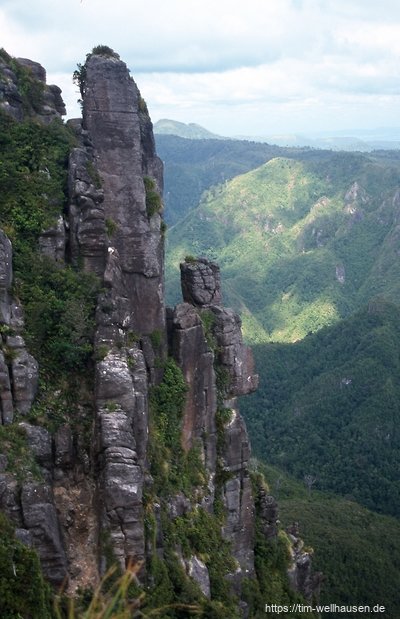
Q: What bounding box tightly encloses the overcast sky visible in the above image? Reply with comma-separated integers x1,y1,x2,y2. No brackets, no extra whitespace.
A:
1,0,400,136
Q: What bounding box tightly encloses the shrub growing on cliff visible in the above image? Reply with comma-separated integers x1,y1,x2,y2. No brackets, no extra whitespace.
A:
0,513,52,619
91,45,120,59
73,46,120,100
144,176,163,217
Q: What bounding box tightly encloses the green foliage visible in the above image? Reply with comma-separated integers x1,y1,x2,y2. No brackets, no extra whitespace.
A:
199,309,217,351
184,255,197,263
0,513,52,619
86,160,102,189
160,509,240,618
93,344,110,362
91,45,120,59
0,111,74,250
257,463,400,619
148,358,207,496
0,106,98,438
166,148,400,340
73,46,120,100
146,356,240,617
160,220,168,237
0,111,97,374
105,217,118,237
150,358,187,449
242,301,400,517
144,175,163,217
150,328,163,349
155,134,301,226
72,63,87,100
0,424,41,482
138,96,149,114
235,475,317,619
0,47,11,63
18,256,100,374
0,56,45,113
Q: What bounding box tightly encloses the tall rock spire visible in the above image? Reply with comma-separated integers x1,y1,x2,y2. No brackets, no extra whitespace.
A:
78,49,165,335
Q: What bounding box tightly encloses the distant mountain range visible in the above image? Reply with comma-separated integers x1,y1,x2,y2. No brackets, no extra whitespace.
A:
154,118,400,151
154,118,226,140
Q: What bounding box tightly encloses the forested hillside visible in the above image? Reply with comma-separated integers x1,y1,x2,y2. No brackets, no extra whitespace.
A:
164,139,400,597
241,301,400,517
166,151,400,343
156,134,309,225
256,463,400,619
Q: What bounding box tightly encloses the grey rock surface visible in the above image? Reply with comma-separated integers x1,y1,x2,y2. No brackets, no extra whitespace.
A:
97,409,144,572
0,230,13,324
258,489,279,539
220,406,255,579
0,350,13,424
209,305,258,397
180,258,222,307
0,56,66,122
169,302,217,472
185,555,211,598
21,481,68,585
39,216,66,262
10,341,39,415
82,53,165,336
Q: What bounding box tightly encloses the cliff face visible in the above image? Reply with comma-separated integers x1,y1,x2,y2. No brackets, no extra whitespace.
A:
0,49,316,616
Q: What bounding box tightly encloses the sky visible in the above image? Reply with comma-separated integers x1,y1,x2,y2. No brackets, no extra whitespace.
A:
1,0,400,137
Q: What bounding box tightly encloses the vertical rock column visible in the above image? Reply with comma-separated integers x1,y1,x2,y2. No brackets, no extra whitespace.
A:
0,230,39,424
178,258,259,583
74,51,166,574
82,53,165,336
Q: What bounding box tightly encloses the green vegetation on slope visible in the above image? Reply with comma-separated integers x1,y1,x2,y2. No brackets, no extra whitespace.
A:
241,301,400,517
0,513,53,619
166,151,400,343
259,463,400,619
156,134,311,225
0,109,100,438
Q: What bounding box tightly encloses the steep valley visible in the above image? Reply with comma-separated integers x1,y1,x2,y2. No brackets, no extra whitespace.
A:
1,44,400,619
162,132,400,616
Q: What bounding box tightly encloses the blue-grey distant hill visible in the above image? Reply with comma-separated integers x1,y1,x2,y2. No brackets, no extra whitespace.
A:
154,118,400,151
153,118,227,140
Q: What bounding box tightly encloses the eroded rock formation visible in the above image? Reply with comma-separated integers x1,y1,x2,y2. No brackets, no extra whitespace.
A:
0,54,66,122
0,49,318,614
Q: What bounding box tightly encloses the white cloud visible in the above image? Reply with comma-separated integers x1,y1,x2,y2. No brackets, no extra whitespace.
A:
1,0,400,134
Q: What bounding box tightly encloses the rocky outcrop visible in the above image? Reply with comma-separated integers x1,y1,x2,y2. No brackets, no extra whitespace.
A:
0,54,66,122
258,489,279,539
168,302,217,472
81,52,165,337
97,409,144,572
8,335,39,415
20,481,68,585
74,51,166,575
286,522,324,603
0,233,39,423
0,48,319,615
0,231,13,325
170,257,259,587
68,143,106,274
38,216,66,263
219,406,255,580
180,258,222,307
